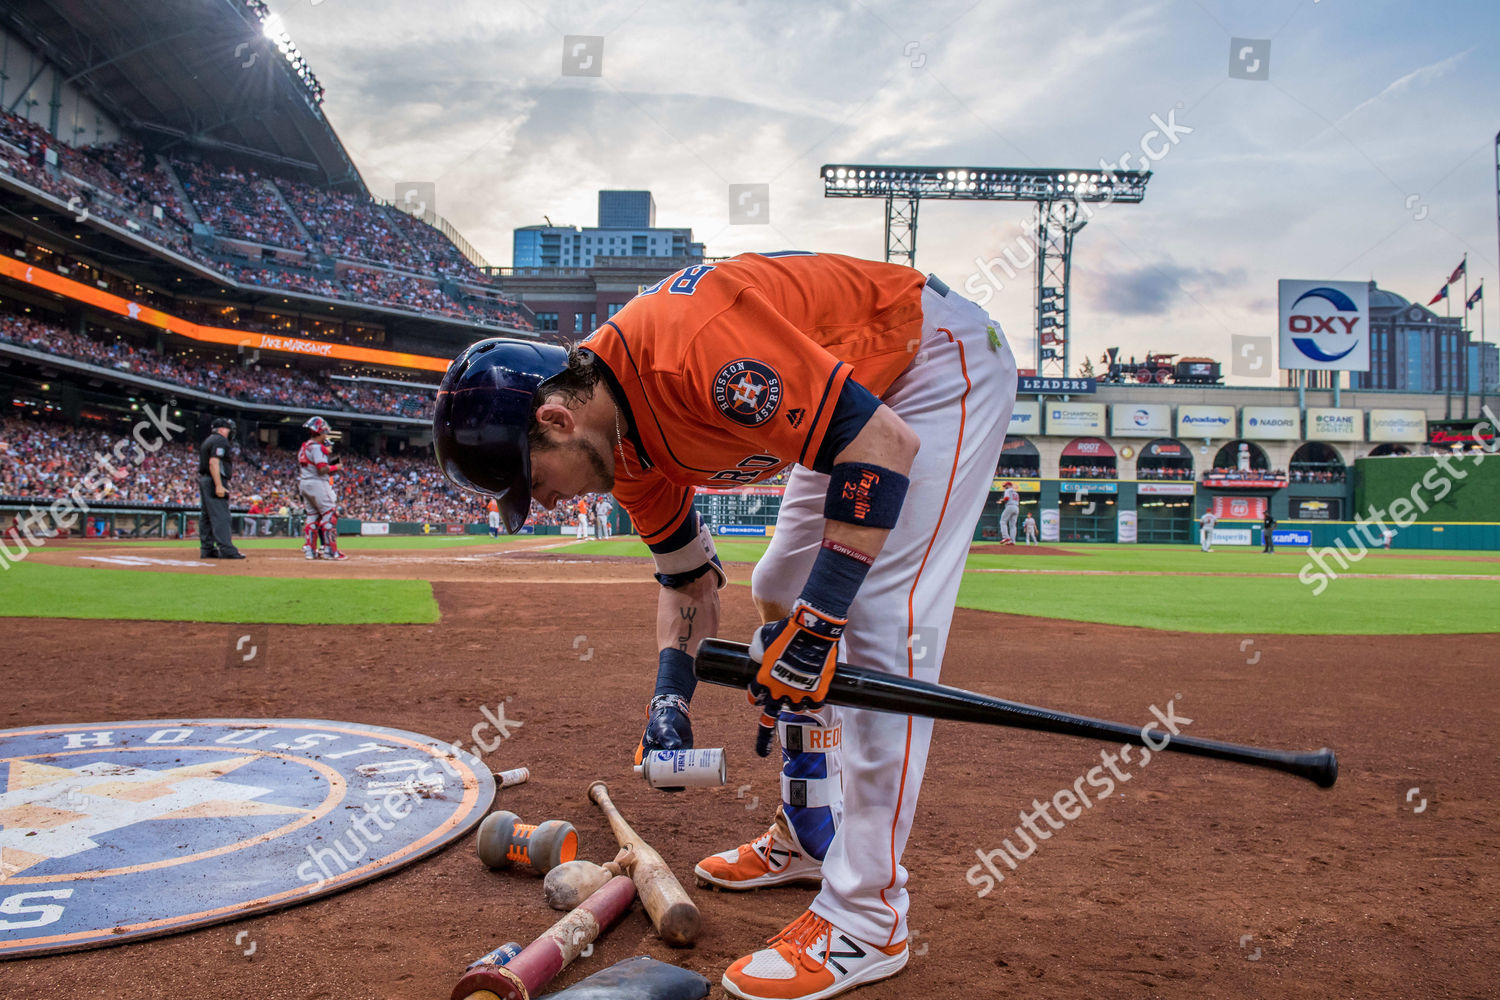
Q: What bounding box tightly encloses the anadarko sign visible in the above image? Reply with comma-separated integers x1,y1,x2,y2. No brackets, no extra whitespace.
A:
1176,405,1235,436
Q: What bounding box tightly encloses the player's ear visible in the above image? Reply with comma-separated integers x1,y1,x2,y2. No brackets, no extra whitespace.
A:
533,402,576,440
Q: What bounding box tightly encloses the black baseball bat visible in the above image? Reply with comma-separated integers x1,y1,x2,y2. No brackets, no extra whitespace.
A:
695,638,1337,788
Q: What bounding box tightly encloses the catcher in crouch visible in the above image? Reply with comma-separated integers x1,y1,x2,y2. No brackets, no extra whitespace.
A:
433,251,1016,1000
298,416,347,561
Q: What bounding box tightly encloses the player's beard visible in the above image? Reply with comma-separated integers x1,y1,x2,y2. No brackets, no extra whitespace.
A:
573,437,615,492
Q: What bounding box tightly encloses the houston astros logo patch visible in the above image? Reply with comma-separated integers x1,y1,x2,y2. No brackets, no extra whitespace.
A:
0,719,493,958
713,359,782,426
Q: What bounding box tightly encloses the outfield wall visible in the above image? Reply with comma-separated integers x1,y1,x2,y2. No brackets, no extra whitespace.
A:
1354,455,1499,523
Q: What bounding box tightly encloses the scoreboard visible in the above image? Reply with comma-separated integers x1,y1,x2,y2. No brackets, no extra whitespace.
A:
694,486,784,527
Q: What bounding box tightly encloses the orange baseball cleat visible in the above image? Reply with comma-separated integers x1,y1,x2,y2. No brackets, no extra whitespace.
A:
722,910,908,1000
694,812,822,891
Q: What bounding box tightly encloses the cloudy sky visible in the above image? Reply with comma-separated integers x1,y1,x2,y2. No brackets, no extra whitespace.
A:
267,0,1499,379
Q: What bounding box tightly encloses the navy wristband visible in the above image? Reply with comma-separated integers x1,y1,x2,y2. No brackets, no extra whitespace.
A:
825,463,909,529
799,539,875,621
654,646,697,700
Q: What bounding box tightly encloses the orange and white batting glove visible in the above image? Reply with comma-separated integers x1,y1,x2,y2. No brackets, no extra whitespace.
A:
748,600,845,713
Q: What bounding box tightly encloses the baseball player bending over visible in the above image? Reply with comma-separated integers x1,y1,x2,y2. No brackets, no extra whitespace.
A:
434,251,1017,1000
297,417,347,561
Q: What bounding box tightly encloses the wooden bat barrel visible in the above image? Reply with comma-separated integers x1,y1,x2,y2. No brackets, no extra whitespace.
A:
587,781,701,947
450,874,636,1000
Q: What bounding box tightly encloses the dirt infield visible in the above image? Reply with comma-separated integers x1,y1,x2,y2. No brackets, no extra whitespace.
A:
3,552,1496,998
970,544,1081,556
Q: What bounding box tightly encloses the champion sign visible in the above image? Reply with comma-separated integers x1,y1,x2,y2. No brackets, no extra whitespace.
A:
1278,279,1370,371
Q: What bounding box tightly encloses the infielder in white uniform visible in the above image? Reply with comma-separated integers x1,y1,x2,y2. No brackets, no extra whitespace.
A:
999,481,1020,544
432,253,1017,1000
298,416,347,561
1199,509,1216,552
1023,511,1038,544
595,496,613,539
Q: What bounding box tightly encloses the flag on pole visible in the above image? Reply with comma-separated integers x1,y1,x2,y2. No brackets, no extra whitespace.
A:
1468,286,1483,309
1428,284,1449,306
1447,259,1467,285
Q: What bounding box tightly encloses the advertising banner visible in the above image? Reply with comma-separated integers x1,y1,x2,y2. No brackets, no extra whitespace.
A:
1241,406,1301,440
1045,403,1106,436
0,256,452,374
1272,529,1313,546
1020,376,1096,394
1117,509,1138,543
1176,405,1236,437
1040,508,1060,541
1278,278,1371,371
359,522,390,536
990,478,1042,492
1007,401,1041,436
1307,407,1362,441
1137,482,1195,495
1214,527,1254,545
1368,409,1427,443
1291,498,1341,520
1111,403,1172,437
1211,496,1267,520
1059,481,1119,494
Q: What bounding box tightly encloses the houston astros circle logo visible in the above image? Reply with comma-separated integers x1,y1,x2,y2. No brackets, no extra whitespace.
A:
0,718,493,958
713,359,782,426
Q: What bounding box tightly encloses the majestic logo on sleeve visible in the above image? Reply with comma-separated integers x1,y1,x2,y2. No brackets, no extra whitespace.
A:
713,359,783,427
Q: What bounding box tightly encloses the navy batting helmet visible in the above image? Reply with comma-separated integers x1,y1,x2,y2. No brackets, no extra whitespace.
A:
433,338,568,534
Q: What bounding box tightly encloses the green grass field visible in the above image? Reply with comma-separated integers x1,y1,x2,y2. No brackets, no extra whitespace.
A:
565,538,1499,635
0,560,439,625
9,537,1494,633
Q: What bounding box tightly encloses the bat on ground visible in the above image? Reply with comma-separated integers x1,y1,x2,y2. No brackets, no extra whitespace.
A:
696,638,1336,788
450,874,635,1000
587,781,701,946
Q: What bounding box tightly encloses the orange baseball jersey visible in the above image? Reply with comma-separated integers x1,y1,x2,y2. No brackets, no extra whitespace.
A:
580,251,926,566
487,499,499,514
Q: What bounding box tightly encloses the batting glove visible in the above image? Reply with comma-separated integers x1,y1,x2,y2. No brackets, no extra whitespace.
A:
748,599,845,712
635,694,693,793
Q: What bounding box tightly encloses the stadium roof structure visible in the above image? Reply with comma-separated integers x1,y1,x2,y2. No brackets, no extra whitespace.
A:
1,0,361,186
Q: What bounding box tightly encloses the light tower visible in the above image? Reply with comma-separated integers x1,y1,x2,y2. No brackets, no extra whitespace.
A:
821,165,1151,376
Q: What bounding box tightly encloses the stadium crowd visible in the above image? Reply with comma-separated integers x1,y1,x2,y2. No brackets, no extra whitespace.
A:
1058,464,1118,479
0,314,432,419
1137,465,1195,480
1289,467,1347,483
0,414,474,522
1204,466,1288,482
0,109,533,329
0,412,631,529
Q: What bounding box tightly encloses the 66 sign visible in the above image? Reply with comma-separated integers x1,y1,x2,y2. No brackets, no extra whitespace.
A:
1278,279,1370,371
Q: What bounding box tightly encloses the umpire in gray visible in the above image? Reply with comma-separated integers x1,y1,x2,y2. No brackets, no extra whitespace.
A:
198,417,246,559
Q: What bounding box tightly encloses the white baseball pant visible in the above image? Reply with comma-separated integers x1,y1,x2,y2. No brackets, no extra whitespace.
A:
750,279,1016,948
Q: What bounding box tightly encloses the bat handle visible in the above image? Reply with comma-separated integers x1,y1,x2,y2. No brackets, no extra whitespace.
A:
754,714,776,758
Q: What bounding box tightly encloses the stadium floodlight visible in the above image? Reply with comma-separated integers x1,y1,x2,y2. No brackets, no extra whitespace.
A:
821,163,1151,377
